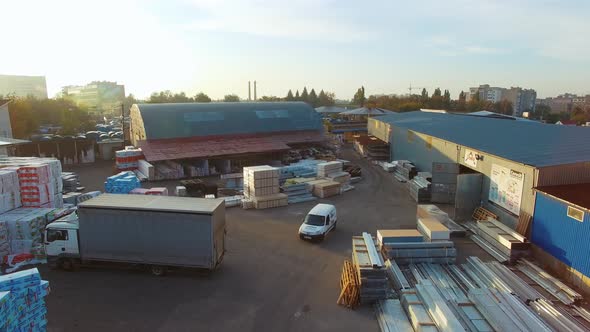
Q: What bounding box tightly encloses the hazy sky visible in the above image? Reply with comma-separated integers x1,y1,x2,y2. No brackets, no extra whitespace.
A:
2,0,589,100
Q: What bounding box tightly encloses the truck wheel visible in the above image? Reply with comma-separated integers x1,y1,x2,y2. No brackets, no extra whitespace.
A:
150,265,167,276
60,258,74,271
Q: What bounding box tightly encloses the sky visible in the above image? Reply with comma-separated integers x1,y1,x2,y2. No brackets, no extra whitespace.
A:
1,0,589,100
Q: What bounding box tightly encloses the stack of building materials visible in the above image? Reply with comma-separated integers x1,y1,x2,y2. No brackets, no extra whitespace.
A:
417,204,465,236
430,162,458,204
183,160,209,178
0,268,50,331
279,160,319,182
115,148,143,171
378,229,456,264
75,191,101,205
219,173,243,190
407,173,431,203
517,259,582,305
351,233,388,304
317,161,343,178
280,182,315,204
146,187,168,196
130,188,149,195
14,162,63,208
469,217,530,262
175,186,187,197
312,180,341,198
367,143,390,161
417,218,450,241
399,290,438,332
223,195,243,208
392,160,416,182
375,299,413,332
378,162,396,172
155,161,185,180
61,172,80,193
0,170,20,214
104,171,140,194
137,159,155,181
243,166,287,209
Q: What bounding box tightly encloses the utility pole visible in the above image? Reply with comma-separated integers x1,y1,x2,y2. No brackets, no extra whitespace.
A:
121,103,126,149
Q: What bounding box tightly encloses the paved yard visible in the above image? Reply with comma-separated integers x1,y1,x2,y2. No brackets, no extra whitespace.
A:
47,148,489,332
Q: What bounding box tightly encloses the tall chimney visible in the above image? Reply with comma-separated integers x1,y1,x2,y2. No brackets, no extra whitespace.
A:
248,81,251,101
254,80,257,100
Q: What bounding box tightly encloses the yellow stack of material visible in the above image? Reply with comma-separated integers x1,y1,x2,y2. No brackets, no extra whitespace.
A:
253,193,288,209
243,165,286,209
312,180,341,198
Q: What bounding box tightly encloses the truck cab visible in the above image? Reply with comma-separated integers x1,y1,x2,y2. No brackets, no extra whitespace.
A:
45,219,80,270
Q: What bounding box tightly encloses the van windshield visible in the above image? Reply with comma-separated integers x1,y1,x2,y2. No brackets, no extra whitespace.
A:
304,214,326,226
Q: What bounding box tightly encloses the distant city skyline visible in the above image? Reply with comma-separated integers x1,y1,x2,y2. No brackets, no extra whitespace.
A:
2,0,589,100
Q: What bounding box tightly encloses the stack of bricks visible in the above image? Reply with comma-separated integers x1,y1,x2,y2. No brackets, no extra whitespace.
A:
243,166,287,209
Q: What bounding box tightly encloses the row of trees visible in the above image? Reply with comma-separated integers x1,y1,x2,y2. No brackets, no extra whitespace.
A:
1,96,95,139
283,87,335,107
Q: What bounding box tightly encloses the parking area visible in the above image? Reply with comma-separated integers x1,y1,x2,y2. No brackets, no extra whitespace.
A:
47,148,489,332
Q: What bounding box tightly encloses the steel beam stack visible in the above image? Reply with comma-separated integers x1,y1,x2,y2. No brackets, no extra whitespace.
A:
352,234,388,304
469,218,530,262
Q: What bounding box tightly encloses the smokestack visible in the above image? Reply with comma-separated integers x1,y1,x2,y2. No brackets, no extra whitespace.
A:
248,81,251,101
254,80,257,100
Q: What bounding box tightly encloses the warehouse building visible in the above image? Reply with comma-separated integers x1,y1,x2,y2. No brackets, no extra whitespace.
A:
129,102,324,173
368,111,590,228
532,184,590,294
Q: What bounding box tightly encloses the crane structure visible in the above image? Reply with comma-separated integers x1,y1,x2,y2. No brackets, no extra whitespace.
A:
408,84,428,95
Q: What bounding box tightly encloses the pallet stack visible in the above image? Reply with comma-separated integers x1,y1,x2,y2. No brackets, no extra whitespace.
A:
280,182,316,204
0,171,20,214
243,166,287,209
352,233,388,304
317,161,343,178
115,148,144,171
0,268,50,331
312,180,341,198
337,260,360,309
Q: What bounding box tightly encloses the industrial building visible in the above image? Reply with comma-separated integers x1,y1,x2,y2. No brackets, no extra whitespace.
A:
368,111,590,226
62,81,125,115
130,102,325,171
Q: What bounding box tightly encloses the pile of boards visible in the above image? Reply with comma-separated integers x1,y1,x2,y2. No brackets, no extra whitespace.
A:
407,172,431,203
0,268,50,331
467,217,530,263
115,147,144,171
104,171,140,194
243,166,287,210
392,160,416,182
351,233,388,304
280,182,315,204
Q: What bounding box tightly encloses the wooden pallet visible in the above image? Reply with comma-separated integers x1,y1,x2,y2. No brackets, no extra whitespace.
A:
337,260,360,309
472,206,498,221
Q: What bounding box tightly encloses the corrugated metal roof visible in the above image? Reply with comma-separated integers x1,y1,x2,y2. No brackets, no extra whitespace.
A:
315,106,347,113
135,102,323,140
78,193,223,214
341,107,393,115
373,111,590,167
535,184,590,210
139,131,324,162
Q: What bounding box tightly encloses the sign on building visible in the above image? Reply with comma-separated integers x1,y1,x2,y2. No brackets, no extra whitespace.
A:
464,149,478,168
489,164,524,216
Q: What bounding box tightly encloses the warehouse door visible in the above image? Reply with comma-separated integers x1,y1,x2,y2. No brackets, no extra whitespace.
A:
454,173,483,222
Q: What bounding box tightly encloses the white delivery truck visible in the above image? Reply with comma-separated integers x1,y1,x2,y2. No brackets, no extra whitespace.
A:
298,203,337,241
45,194,226,276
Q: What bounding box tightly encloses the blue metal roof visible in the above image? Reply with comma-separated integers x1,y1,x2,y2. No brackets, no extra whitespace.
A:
135,102,323,140
374,111,590,167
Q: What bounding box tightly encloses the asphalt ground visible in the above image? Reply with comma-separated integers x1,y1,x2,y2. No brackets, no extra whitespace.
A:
46,148,490,331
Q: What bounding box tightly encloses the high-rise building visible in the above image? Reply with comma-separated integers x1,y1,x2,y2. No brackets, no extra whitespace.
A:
62,81,125,115
467,84,536,116
538,93,590,113
0,75,48,99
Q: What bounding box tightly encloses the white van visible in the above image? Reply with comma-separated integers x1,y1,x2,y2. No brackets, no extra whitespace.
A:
298,203,337,241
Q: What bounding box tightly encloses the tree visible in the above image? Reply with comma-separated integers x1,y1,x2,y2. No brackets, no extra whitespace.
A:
533,104,551,120
301,87,309,102
285,90,295,101
308,89,318,107
493,99,514,115
259,96,282,101
457,91,467,112
352,86,366,106
194,92,212,102
223,94,240,102
443,89,451,109
571,106,588,124
429,87,443,109
317,90,335,107
295,90,300,100
421,88,428,99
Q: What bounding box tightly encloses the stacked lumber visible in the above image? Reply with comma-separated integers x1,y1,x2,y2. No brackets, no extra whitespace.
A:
280,182,315,204
312,180,341,198
317,161,343,178
352,233,388,304
243,166,287,209
473,217,530,262
337,260,360,309
417,204,465,236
